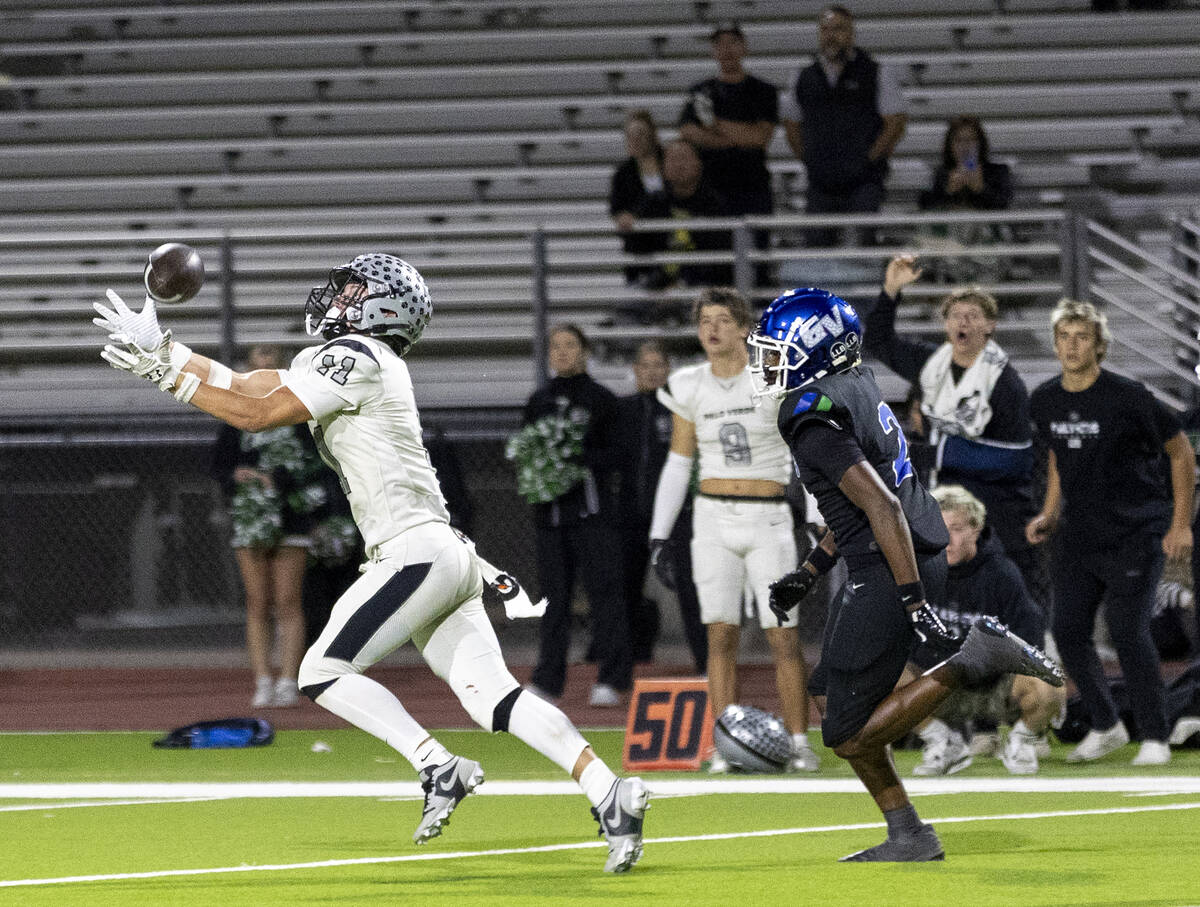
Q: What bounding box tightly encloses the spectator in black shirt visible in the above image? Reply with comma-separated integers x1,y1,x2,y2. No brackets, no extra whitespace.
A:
861,255,1041,610
677,22,778,218
521,325,632,707
919,116,1014,212
637,139,732,290
613,341,707,671
1028,298,1194,766
609,109,665,285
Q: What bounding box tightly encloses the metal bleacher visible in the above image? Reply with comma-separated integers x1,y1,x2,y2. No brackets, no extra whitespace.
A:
1,0,1199,418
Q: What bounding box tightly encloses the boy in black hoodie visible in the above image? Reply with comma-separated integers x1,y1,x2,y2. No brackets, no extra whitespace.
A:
905,485,1065,776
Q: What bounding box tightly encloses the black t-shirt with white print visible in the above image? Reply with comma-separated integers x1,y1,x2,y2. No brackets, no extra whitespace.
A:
1030,369,1181,546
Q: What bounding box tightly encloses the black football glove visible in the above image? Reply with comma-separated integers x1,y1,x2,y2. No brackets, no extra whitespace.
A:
908,601,958,652
648,539,675,590
768,568,817,626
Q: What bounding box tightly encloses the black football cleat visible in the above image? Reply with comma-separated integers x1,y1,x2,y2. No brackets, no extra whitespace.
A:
947,616,1065,688
840,824,945,863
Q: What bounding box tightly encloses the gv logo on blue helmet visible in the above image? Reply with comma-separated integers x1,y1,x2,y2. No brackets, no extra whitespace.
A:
749,287,863,397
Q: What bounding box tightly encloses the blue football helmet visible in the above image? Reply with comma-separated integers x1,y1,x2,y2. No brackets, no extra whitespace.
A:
305,253,431,356
748,287,862,396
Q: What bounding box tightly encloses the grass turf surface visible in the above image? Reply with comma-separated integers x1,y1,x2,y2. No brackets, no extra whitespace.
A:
2,730,1199,905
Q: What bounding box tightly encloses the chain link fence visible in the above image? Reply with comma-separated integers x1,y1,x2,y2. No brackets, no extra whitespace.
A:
0,414,834,666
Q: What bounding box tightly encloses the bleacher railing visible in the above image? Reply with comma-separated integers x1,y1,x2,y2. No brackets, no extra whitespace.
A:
1083,218,1200,411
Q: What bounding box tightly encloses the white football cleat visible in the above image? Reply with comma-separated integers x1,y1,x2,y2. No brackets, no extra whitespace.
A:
413,756,484,844
592,777,649,873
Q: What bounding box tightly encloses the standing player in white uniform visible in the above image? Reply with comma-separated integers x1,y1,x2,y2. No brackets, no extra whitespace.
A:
647,287,818,773
92,252,648,873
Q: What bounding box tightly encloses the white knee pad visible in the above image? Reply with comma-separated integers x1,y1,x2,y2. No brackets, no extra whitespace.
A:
297,647,362,699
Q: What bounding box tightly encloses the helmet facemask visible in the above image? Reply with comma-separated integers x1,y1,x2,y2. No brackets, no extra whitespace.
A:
304,253,431,356
748,333,805,399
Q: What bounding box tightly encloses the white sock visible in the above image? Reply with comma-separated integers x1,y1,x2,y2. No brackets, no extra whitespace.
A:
919,718,951,743
578,758,618,809
312,673,435,770
792,732,812,752
506,689,590,774
412,736,452,772
1011,719,1035,740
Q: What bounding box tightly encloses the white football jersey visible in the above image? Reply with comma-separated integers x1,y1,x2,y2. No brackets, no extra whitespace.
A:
284,335,451,551
657,362,792,484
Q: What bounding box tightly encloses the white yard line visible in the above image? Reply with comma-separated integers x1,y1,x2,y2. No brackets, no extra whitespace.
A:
0,797,220,813
3,776,1200,799
2,800,1199,889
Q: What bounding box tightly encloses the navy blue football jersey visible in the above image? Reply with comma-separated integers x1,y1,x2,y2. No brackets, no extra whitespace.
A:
777,367,948,559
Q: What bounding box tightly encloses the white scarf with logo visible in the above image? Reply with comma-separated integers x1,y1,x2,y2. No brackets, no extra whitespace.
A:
918,339,1007,439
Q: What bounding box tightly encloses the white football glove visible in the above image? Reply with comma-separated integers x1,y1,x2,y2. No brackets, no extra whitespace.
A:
101,331,200,402
102,331,177,388
93,288,164,351
477,554,547,619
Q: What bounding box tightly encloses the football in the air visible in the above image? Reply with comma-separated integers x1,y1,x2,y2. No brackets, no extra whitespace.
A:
143,242,205,303
713,703,792,773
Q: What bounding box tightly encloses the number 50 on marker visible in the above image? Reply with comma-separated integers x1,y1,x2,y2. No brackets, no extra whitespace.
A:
622,678,714,772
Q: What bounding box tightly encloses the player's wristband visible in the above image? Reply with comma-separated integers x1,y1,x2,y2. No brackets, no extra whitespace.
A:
897,582,926,608
169,340,193,371
172,371,201,404
805,545,838,576
205,360,233,389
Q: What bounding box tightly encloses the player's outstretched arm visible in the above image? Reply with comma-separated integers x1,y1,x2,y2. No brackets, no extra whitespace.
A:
174,347,286,397
102,335,310,431
187,382,312,432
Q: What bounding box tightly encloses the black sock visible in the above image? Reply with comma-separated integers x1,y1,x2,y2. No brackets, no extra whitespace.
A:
884,803,924,839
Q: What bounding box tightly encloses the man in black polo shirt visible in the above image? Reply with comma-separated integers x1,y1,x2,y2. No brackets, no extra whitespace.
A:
780,5,908,246
1027,298,1194,766
678,22,778,219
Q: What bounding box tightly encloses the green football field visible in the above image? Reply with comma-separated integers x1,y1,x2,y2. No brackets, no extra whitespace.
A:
2,729,1199,905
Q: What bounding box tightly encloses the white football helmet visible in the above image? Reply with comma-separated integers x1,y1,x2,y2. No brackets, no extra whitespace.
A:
305,253,431,356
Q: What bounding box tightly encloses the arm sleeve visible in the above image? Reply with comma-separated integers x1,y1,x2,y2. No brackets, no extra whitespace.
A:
859,289,938,383
937,435,1033,482
649,451,693,540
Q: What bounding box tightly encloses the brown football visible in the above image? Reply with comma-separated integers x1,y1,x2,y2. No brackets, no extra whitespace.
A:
143,242,205,303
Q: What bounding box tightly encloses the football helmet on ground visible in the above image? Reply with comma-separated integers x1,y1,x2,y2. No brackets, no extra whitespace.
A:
748,287,862,397
712,704,792,773
305,253,431,356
